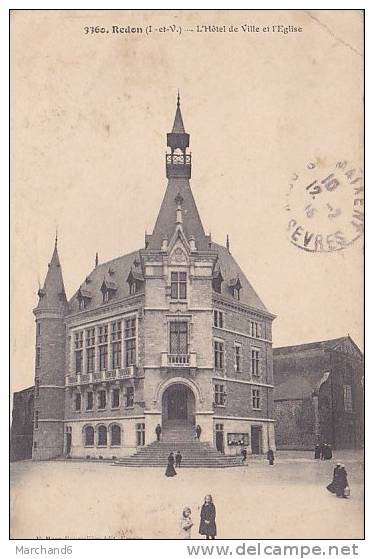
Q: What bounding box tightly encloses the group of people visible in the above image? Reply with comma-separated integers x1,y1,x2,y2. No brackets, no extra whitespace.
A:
314,442,333,460
165,451,182,476
326,463,350,498
155,423,202,442
180,495,217,539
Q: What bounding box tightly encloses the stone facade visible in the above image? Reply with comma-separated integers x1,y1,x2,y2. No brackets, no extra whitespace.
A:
10,387,34,461
273,337,364,450
24,97,276,461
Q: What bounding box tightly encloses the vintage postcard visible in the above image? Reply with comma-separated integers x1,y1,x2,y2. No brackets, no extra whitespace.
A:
10,9,364,541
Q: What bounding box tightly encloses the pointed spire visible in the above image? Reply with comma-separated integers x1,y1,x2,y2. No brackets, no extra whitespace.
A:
171,91,185,134
226,234,230,253
36,238,67,312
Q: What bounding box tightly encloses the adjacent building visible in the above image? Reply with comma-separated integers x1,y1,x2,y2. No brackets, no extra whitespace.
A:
10,386,34,461
273,336,364,450
30,96,276,461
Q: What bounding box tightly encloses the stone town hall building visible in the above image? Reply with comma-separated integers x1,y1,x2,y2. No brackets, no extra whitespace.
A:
31,97,276,461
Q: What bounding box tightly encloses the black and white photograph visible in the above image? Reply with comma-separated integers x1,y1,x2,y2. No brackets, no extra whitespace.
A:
9,9,364,541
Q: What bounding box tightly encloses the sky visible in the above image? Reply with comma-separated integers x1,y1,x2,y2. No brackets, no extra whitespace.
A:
11,10,363,394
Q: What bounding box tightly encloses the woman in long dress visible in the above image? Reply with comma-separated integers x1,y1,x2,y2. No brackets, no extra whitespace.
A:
165,452,177,477
326,463,341,494
199,495,217,539
335,464,349,498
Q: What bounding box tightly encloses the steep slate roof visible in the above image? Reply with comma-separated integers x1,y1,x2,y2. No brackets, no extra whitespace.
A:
274,336,362,357
36,243,68,312
147,178,210,251
68,250,141,313
212,242,268,313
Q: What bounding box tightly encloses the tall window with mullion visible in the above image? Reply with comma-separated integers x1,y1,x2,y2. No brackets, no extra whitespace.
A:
86,328,95,373
251,348,260,377
214,340,224,370
171,271,187,299
169,321,188,355
214,384,226,406
74,331,84,374
99,344,108,371
111,320,122,368
124,317,136,366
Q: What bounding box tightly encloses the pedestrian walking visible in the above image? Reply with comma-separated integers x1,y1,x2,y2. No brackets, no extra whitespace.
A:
267,448,275,465
335,464,349,498
314,443,322,459
175,450,182,468
165,452,177,477
155,423,162,442
180,507,193,539
195,424,202,440
241,448,247,463
326,463,341,494
199,495,217,540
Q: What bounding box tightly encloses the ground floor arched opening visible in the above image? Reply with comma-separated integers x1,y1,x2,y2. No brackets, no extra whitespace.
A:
162,383,195,426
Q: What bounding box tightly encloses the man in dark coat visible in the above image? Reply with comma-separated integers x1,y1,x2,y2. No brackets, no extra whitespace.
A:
267,449,275,465
199,495,217,539
241,448,247,463
314,443,322,459
155,424,162,442
196,425,202,440
175,450,182,468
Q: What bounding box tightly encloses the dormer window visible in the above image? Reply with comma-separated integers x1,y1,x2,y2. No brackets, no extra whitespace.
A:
78,288,92,310
212,267,223,294
101,279,117,304
228,277,242,301
127,266,144,297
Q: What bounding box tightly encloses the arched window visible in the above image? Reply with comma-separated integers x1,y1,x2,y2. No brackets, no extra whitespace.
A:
98,425,107,446
84,425,94,446
111,424,121,446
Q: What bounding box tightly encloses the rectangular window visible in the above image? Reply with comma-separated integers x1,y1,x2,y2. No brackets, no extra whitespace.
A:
35,347,41,368
214,341,224,370
98,390,106,409
99,344,108,371
112,388,120,408
171,271,187,300
227,433,249,446
35,380,40,398
343,384,353,412
169,321,188,354
111,320,122,341
124,318,136,339
34,410,39,429
125,339,136,366
86,328,95,347
75,392,81,411
251,349,260,377
112,341,122,369
136,423,145,446
213,310,224,328
125,386,134,408
98,325,108,344
252,388,261,410
86,347,95,373
249,320,261,338
235,344,242,372
75,350,83,373
214,384,226,406
86,391,94,410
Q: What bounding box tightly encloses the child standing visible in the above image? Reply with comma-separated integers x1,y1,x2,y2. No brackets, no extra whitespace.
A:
180,507,193,539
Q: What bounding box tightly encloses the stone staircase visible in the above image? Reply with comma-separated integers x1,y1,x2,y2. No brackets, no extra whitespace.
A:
113,420,244,468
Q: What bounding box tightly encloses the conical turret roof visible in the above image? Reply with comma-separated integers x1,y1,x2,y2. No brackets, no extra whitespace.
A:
36,240,68,312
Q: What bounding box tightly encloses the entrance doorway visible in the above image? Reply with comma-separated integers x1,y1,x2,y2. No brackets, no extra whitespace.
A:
162,383,195,425
65,427,72,455
251,426,262,454
215,424,224,453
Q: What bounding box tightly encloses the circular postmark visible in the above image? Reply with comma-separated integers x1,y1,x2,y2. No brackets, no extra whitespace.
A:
285,159,364,252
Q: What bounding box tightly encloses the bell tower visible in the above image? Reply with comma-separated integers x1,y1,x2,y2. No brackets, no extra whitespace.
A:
166,92,191,179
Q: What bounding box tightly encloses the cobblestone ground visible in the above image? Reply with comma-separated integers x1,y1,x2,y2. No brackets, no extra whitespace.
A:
10,450,363,539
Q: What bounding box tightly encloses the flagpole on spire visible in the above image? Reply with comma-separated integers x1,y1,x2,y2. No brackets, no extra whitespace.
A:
55,226,58,248
177,89,180,107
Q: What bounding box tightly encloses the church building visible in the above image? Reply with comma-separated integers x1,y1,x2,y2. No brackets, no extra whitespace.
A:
32,96,276,461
